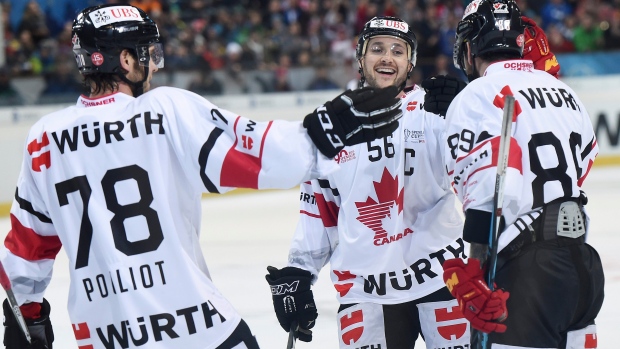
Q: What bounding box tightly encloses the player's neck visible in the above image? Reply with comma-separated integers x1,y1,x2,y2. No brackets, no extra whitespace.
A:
89,83,134,99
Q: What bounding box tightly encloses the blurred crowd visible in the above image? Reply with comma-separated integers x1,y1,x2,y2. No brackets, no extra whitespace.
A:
1,0,620,105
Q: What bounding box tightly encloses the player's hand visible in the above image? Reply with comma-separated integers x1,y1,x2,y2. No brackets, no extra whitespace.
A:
265,266,318,342
421,75,467,117
3,299,54,349
522,16,560,78
303,86,402,158
442,258,509,333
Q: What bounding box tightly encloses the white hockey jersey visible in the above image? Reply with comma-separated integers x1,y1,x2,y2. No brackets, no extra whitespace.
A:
444,60,598,251
2,87,337,349
288,86,466,305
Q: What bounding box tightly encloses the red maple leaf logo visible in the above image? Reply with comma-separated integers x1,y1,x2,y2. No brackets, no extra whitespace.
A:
355,168,403,241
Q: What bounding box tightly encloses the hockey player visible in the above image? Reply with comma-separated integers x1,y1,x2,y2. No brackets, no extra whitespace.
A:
441,0,604,347
265,16,471,348
0,4,404,349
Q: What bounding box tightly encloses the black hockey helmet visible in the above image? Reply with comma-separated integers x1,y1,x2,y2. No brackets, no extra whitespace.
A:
356,16,417,66
72,4,163,76
453,0,525,71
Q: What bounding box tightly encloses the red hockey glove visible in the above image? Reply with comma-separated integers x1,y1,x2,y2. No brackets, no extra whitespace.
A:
522,16,560,78
442,258,509,333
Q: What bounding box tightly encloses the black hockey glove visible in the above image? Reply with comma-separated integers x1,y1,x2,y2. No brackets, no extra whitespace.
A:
265,266,318,342
3,298,54,349
303,85,402,158
421,75,467,117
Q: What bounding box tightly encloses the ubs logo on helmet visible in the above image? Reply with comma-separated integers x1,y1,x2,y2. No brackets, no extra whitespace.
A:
370,19,408,33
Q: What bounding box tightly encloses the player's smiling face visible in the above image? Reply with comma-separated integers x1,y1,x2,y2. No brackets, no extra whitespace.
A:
361,36,412,89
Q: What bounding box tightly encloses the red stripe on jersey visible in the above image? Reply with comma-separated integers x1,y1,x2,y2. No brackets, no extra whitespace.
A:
457,137,523,184
220,119,272,189
314,193,339,227
5,214,61,261
578,158,594,187
300,210,321,219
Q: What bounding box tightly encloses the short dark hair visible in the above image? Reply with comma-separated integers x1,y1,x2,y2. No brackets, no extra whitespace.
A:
81,50,136,95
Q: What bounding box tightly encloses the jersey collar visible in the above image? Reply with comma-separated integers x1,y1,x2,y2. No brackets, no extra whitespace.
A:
76,92,133,108
483,59,535,76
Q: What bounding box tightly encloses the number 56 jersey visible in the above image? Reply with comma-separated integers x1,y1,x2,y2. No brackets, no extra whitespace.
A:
1,87,336,348
288,86,467,304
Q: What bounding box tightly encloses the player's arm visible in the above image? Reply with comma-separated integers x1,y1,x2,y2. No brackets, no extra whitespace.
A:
2,142,57,348
153,86,402,194
266,179,337,342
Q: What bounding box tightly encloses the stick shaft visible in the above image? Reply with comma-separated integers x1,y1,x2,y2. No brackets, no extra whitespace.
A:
480,95,515,349
0,261,32,344
287,321,297,349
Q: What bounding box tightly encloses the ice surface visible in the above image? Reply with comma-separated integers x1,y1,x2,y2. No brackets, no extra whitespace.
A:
0,166,618,348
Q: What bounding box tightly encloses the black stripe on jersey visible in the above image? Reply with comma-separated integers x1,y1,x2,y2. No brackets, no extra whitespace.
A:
14,188,52,224
581,136,595,160
198,128,223,194
317,179,339,197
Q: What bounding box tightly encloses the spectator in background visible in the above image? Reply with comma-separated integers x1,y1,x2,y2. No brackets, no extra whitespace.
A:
330,26,355,67
188,69,224,96
428,53,463,79
273,53,292,92
17,1,50,45
547,24,576,53
573,12,604,52
603,9,620,50
131,0,162,19
541,0,573,29
40,59,84,97
307,66,340,90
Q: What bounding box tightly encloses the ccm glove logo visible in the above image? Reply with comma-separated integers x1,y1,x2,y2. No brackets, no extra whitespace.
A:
271,280,300,295
316,105,344,149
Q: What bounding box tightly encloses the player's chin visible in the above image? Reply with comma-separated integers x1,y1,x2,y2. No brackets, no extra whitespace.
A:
373,75,399,89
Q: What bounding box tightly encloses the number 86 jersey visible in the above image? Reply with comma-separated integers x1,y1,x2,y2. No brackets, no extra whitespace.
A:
443,60,598,250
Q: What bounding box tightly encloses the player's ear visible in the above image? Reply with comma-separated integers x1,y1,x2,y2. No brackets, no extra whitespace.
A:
119,49,133,72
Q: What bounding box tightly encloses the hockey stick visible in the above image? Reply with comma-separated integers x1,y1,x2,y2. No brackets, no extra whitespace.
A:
478,94,515,349
0,260,33,344
287,321,297,349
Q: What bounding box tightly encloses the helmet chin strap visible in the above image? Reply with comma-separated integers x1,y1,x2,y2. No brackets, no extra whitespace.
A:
118,65,149,97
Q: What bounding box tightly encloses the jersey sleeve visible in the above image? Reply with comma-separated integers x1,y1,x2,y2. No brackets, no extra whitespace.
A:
150,88,338,194
444,90,524,214
2,133,62,305
287,179,339,282
575,91,598,187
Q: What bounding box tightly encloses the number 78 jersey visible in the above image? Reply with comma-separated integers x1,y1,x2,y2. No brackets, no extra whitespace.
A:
444,60,598,239
2,87,335,348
